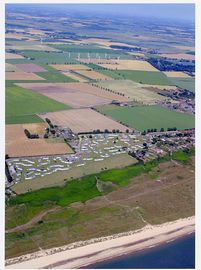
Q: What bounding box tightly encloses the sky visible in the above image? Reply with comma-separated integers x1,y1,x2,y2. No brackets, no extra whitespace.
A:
64,4,195,23
6,3,195,23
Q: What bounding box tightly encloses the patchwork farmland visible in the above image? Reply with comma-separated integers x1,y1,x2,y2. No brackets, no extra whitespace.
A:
95,79,167,104
39,108,131,133
16,83,113,108
5,6,195,265
16,82,129,105
73,69,112,80
96,105,195,131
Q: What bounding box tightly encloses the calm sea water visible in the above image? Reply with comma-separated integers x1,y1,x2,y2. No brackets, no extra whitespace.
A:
85,233,195,269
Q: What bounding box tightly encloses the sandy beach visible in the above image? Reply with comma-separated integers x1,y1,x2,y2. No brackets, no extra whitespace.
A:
6,216,195,269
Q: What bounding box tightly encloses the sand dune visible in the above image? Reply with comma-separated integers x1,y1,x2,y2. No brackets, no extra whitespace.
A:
6,216,195,269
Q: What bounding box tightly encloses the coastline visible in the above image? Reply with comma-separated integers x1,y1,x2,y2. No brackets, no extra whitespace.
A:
6,216,195,269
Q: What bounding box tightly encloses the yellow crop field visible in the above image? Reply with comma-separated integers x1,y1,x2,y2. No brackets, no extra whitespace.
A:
97,60,159,71
75,69,112,80
163,71,191,78
50,64,89,71
160,53,195,61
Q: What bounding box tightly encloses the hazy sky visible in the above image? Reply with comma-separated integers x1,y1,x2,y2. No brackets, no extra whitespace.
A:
6,4,195,23
67,4,195,23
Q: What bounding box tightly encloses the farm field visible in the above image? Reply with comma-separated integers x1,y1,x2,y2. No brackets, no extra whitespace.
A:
17,82,129,103
39,108,131,133
51,44,125,55
6,43,59,52
62,72,88,82
22,123,48,135
79,59,120,64
87,68,125,80
9,51,79,64
36,69,76,83
5,72,45,81
16,82,112,108
50,64,90,71
6,115,44,125
6,124,73,157
96,79,167,104
15,63,47,73
168,77,195,93
163,71,190,78
92,69,174,85
5,63,22,72
96,105,195,131
116,70,174,85
159,53,195,61
78,38,140,49
74,69,112,80
5,53,24,59
96,59,159,71
6,85,70,124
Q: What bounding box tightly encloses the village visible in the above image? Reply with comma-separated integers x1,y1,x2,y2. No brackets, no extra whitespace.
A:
5,127,195,190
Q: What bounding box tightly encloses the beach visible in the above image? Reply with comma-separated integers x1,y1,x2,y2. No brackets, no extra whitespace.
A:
6,216,195,269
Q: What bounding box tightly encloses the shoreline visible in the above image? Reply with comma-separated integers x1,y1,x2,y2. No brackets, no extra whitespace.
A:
6,216,195,269
82,230,195,269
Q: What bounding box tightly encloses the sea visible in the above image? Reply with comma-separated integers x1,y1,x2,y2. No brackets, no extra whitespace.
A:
84,233,195,269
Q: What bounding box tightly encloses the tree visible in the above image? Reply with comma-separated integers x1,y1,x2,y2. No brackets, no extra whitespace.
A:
24,129,31,138
45,118,51,124
143,143,148,149
44,133,49,139
160,128,164,132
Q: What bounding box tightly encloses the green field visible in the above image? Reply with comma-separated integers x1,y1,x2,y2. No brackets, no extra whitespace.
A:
6,85,70,124
36,65,77,83
169,77,195,92
96,105,195,131
91,68,125,79
92,69,173,85
7,51,79,64
6,115,44,125
117,70,173,85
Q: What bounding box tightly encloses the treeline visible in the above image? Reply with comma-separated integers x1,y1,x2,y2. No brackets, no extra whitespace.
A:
109,45,142,51
24,129,39,139
148,58,195,72
141,127,177,135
